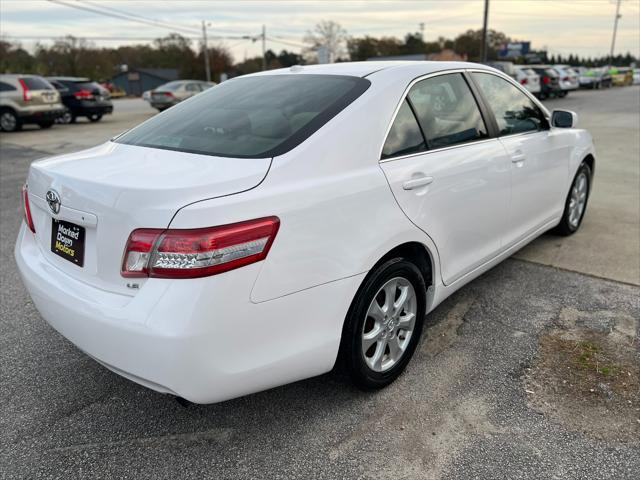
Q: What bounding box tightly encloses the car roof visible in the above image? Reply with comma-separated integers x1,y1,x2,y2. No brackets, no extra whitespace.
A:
0,73,45,79
47,77,92,82
248,61,497,79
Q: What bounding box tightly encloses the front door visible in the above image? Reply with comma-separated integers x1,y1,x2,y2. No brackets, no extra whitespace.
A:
470,72,570,246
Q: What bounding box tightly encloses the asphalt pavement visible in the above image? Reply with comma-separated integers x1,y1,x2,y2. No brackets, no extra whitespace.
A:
0,89,638,479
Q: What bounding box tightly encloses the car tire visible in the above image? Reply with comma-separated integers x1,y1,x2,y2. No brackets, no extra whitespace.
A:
553,162,592,236
0,108,22,132
38,121,54,129
57,109,74,124
539,92,547,100
559,91,567,98
339,257,427,390
88,114,103,122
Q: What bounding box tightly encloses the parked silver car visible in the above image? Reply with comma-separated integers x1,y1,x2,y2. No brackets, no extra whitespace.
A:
0,74,64,131
148,80,216,111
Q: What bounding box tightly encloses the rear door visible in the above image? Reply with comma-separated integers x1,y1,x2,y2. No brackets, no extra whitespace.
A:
380,72,511,285
469,71,569,246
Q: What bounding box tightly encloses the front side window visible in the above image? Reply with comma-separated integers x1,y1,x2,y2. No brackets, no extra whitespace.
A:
472,72,547,136
381,100,425,159
408,73,488,149
116,74,370,158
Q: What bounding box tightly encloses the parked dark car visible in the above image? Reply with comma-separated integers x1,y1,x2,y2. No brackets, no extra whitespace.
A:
47,77,114,123
529,66,562,100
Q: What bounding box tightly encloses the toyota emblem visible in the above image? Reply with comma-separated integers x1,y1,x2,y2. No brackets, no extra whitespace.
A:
46,189,61,214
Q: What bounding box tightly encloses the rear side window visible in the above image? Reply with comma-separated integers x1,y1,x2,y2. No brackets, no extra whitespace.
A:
20,77,54,90
472,72,547,136
381,100,425,159
116,74,370,158
0,81,16,91
408,73,488,149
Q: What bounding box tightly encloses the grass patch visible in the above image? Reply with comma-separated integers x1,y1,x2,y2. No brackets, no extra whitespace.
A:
573,340,621,377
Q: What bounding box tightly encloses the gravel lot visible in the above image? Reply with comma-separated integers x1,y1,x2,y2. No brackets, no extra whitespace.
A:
1,88,638,479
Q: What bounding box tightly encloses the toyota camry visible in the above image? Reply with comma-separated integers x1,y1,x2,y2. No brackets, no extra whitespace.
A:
15,62,595,403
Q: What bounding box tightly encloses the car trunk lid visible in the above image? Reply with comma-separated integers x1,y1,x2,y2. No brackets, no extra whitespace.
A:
26,142,271,295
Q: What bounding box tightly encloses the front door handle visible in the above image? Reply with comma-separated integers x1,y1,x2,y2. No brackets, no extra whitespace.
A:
403,176,434,190
511,151,526,163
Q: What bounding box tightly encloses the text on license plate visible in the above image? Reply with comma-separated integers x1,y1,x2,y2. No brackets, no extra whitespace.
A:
51,219,85,267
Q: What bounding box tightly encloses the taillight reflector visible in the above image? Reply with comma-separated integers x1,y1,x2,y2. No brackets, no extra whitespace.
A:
520,78,528,85
74,89,94,100
542,76,551,85
21,184,36,233
121,217,280,279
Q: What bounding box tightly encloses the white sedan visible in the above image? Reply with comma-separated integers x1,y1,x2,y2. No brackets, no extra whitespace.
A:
16,62,595,403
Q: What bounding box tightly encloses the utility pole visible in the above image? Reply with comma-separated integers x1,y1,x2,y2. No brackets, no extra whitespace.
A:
261,25,267,71
202,20,211,82
419,22,425,40
480,0,490,62
609,0,622,67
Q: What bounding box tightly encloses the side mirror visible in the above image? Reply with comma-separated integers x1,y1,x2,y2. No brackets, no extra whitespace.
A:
551,110,578,128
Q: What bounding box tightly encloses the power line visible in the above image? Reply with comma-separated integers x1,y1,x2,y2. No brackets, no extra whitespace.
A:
46,0,201,36
82,0,200,33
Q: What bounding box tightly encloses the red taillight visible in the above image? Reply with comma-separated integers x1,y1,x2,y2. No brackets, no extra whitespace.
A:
18,79,31,102
121,217,280,279
542,76,551,85
21,184,36,233
520,78,528,85
74,89,94,100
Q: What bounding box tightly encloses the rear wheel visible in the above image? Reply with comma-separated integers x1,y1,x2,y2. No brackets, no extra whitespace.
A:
0,108,21,132
88,113,103,122
553,162,591,236
340,258,427,390
57,108,74,124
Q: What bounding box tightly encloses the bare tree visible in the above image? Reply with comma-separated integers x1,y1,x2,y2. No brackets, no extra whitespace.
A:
304,20,348,63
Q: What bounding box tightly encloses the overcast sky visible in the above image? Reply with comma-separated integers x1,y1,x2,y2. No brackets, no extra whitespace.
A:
1,0,639,61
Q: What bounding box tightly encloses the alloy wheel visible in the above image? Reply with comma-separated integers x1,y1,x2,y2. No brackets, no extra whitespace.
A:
361,277,417,372
0,112,17,131
568,171,588,228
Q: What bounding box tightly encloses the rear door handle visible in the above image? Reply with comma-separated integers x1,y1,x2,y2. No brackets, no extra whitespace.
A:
403,176,434,190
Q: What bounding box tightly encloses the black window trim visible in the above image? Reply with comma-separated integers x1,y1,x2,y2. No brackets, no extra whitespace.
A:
379,69,496,162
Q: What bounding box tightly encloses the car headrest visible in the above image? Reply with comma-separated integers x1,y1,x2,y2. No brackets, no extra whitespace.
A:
251,111,292,139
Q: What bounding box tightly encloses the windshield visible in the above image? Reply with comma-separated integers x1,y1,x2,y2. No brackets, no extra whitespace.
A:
116,74,370,158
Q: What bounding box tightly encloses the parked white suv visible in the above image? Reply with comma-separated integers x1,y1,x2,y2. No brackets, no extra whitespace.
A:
16,62,595,403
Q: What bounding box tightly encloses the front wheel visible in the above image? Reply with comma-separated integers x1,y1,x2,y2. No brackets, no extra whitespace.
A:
339,258,427,390
553,162,591,236
38,121,54,129
88,113,103,122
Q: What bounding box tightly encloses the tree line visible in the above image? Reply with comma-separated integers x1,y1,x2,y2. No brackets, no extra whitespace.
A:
1,23,636,82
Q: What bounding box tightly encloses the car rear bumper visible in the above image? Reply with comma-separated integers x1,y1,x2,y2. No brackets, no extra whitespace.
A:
150,101,178,109
15,223,361,403
17,106,65,122
70,102,114,116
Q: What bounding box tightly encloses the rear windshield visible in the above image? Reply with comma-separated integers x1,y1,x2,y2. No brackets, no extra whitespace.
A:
158,81,184,91
67,81,102,91
116,74,370,158
20,77,54,90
